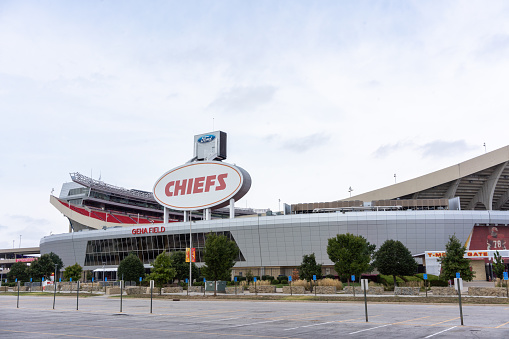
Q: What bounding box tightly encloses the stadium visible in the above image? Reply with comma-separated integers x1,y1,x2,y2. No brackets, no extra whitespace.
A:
40,134,509,281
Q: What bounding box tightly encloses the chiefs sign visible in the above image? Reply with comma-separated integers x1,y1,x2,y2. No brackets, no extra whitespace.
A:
153,161,251,211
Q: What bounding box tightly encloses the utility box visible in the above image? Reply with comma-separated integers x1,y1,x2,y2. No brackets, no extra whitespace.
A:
205,281,226,292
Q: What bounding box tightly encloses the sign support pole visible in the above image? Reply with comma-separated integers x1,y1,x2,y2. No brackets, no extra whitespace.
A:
16,281,19,308
76,281,80,310
189,211,192,291
362,280,368,322
53,266,57,310
120,278,123,313
150,280,154,314
455,277,464,326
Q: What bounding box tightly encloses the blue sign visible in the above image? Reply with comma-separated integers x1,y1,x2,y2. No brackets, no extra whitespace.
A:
42,277,44,282
70,278,72,282
92,278,94,282
59,278,61,282
30,278,33,282
351,275,355,282
254,277,257,282
15,278,17,283
504,272,508,280
288,276,292,282
197,135,216,143
456,273,460,278
105,277,107,282
423,274,428,280
313,275,316,281
185,278,188,283
203,278,206,282
139,277,142,282
234,277,237,282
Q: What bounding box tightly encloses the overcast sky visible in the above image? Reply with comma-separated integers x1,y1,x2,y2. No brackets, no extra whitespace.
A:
1,1,509,249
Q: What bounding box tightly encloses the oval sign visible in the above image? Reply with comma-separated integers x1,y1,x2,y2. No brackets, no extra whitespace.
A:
197,135,215,143
153,161,251,211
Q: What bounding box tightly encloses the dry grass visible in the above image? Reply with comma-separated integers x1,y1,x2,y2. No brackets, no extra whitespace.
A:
317,278,343,289
291,279,311,290
402,281,424,288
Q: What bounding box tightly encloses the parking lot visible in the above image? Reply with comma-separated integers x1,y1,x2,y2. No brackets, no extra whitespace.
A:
1,295,508,338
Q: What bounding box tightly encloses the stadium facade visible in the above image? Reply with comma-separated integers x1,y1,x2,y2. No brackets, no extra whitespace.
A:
41,141,509,281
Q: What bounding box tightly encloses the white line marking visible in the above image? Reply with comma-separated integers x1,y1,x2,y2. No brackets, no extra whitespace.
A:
284,321,337,331
179,317,242,325
424,326,457,338
349,324,391,334
226,319,284,328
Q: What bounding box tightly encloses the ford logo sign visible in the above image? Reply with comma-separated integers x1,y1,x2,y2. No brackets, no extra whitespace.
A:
197,135,215,143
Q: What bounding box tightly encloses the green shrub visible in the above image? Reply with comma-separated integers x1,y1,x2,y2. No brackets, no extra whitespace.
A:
271,279,279,285
262,275,274,281
402,275,421,282
234,276,246,282
379,274,405,286
278,276,288,283
429,280,448,287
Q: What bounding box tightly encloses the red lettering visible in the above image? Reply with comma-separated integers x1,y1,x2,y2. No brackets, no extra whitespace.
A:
132,229,136,235
187,178,194,195
149,227,153,233
216,173,228,191
205,175,216,192
142,228,148,234
193,177,205,193
467,252,472,256
174,179,187,196
165,181,175,196
161,227,165,232
136,229,141,234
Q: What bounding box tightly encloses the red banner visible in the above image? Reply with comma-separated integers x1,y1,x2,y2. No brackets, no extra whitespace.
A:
468,225,508,250
191,248,196,262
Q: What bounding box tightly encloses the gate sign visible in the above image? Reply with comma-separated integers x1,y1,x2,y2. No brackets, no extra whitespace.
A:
153,161,251,211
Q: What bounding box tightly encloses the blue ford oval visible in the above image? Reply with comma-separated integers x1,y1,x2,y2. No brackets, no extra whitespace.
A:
197,135,216,143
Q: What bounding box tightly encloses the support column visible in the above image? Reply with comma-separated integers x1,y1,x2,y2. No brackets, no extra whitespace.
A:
184,211,188,222
229,199,235,219
205,208,211,220
467,161,508,210
164,207,169,224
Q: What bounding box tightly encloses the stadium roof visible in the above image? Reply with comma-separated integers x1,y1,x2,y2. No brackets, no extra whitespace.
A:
342,145,509,211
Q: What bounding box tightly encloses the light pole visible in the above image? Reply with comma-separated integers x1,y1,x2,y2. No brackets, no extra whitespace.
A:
189,211,192,289
53,263,57,309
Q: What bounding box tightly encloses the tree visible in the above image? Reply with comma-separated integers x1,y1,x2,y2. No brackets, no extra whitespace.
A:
327,233,375,285
30,252,64,280
492,251,505,282
118,253,145,282
298,253,322,283
201,233,239,296
7,262,30,282
147,252,176,293
170,251,199,283
439,235,475,282
372,239,417,288
63,263,83,282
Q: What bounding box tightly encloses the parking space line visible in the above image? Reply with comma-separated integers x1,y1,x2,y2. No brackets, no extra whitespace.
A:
348,324,391,334
495,320,509,328
424,326,457,338
225,319,285,328
392,316,431,324
430,317,459,326
179,316,242,325
284,321,337,331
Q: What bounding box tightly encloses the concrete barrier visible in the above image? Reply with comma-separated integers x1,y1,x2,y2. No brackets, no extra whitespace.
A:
394,287,420,295
163,287,183,294
468,287,508,297
188,286,203,293
106,287,121,295
125,287,145,295
225,286,244,294
248,285,276,293
282,286,305,294
314,286,337,294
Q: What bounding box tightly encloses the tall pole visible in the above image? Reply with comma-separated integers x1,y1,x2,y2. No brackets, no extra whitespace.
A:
189,211,192,288
53,264,57,309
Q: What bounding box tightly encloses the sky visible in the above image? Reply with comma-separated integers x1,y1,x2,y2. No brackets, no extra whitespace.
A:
1,1,509,249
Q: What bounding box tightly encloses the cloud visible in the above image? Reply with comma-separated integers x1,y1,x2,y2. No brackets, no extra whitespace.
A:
418,140,477,158
208,85,276,112
9,215,51,226
281,133,330,153
373,141,414,158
